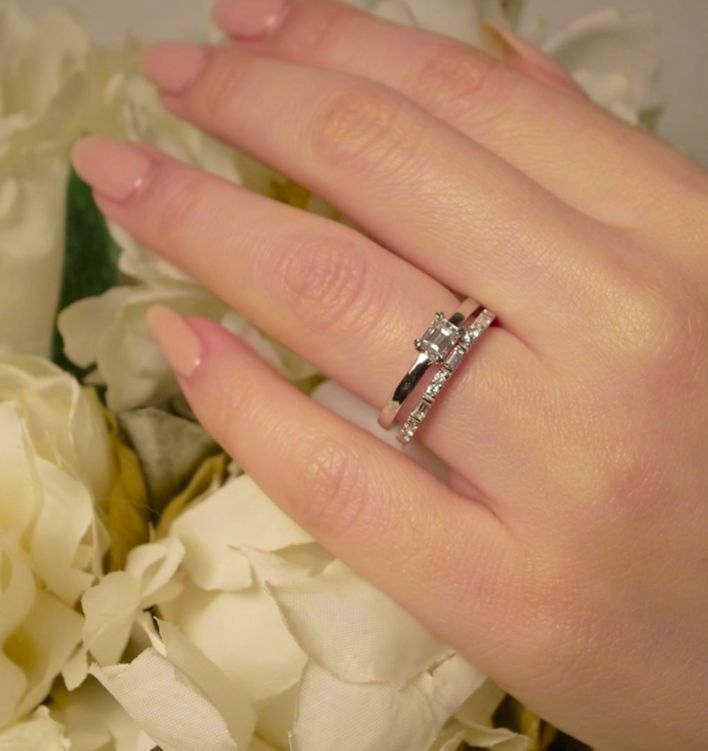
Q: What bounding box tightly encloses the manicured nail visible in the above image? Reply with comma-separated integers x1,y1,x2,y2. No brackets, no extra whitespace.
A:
71,137,154,202
213,0,291,39
482,23,542,63
482,23,585,95
141,42,209,95
146,306,204,379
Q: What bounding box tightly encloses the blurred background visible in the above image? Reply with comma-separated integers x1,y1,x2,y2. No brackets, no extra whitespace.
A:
21,0,708,165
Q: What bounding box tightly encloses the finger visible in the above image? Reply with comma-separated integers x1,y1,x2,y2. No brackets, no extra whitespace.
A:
146,306,525,670
139,41,614,351
212,0,708,248
72,137,543,507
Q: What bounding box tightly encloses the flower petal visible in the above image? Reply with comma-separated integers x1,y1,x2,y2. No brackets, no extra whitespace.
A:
269,559,453,686
160,581,306,703
0,706,68,751
91,650,242,751
290,661,440,751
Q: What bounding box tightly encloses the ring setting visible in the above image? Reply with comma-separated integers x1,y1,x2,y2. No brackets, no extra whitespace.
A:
398,307,495,445
378,299,495,444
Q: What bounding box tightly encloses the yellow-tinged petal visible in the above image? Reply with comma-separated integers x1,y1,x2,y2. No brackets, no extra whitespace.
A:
105,429,150,572
156,452,227,538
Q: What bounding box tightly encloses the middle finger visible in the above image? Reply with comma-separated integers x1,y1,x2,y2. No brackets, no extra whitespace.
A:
140,42,615,354
72,138,542,512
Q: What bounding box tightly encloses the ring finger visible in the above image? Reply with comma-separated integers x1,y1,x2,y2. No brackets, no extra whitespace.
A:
138,42,617,355
72,138,544,513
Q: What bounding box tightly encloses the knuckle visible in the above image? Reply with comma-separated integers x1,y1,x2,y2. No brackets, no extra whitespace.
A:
409,42,513,127
278,2,343,61
275,234,377,336
307,84,421,174
604,271,705,381
194,49,255,121
151,171,206,248
293,436,369,536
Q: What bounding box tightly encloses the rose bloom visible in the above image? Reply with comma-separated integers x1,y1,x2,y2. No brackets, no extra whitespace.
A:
0,353,113,730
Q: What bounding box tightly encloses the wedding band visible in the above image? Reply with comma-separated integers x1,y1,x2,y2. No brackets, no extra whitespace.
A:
398,307,496,445
378,297,487,430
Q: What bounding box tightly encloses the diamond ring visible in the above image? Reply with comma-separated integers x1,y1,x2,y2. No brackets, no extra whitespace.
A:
398,307,495,445
378,298,489,431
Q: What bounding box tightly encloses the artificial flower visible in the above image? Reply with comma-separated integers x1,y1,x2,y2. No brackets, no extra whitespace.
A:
0,353,113,729
540,8,659,123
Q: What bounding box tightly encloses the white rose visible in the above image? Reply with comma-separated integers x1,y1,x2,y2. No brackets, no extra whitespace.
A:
0,353,113,730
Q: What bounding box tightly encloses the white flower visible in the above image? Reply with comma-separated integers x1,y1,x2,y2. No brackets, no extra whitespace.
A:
0,158,68,357
0,706,69,751
50,678,151,751
81,472,491,750
0,2,89,160
64,538,185,691
0,353,113,730
58,285,228,413
58,287,318,413
0,1,269,360
0,4,89,358
541,9,659,124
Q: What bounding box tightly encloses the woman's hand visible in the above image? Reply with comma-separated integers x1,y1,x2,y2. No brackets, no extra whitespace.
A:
71,1,708,749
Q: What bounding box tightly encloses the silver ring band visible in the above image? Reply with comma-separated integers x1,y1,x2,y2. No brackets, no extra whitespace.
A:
378,297,485,430
398,308,496,445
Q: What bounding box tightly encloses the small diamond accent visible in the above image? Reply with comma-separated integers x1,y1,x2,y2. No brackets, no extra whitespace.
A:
399,418,419,444
425,368,451,398
444,345,467,371
411,401,431,422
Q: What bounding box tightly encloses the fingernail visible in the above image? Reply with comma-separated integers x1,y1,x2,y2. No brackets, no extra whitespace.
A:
213,0,291,39
141,42,209,95
482,23,585,95
71,137,154,202
146,306,204,379
482,22,540,63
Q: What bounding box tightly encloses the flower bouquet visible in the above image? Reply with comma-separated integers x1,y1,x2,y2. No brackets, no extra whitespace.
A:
0,1,661,749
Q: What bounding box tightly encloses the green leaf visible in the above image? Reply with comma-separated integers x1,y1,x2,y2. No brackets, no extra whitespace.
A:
52,168,121,379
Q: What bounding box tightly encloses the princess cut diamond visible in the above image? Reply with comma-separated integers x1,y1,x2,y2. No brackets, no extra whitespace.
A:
415,313,463,363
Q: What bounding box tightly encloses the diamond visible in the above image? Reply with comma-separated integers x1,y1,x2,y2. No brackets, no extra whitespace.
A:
425,368,451,397
444,345,467,371
416,313,463,363
399,418,419,445
410,400,432,422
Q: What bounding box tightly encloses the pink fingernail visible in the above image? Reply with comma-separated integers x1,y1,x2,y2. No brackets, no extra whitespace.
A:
141,42,210,95
146,306,204,379
482,23,585,96
213,0,291,39
71,137,154,202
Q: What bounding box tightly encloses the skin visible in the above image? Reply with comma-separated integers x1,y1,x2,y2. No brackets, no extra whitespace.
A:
71,1,708,749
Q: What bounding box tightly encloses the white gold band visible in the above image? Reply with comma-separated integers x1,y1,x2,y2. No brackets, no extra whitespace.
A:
378,297,485,430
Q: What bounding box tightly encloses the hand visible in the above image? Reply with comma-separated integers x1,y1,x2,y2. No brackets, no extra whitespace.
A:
71,1,708,749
